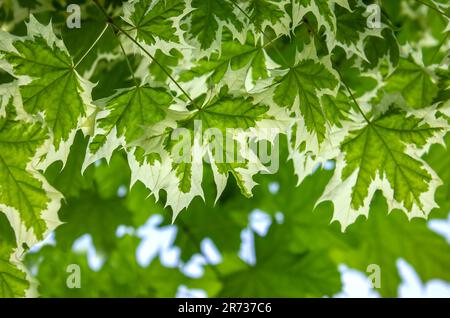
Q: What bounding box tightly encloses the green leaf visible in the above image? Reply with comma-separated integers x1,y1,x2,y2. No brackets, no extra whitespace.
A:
418,0,450,17
424,133,450,217
195,92,269,131
320,89,352,127
0,102,50,240
179,32,268,84
149,49,181,82
293,0,336,43
242,0,285,31
196,91,270,198
0,213,28,298
273,59,339,142
1,23,90,148
363,28,399,69
334,3,382,58
25,234,221,297
385,58,439,109
320,106,445,230
331,47,378,97
174,161,193,194
88,85,172,154
126,0,185,45
44,132,94,198
89,56,141,100
434,68,450,103
253,161,351,253
2,0,450,299
173,171,246,261
55,194,133,254
61,14,116,74
340,193,450,297
335,5,367,47
218,225,342,297
181,0,244,50
256,152,450,297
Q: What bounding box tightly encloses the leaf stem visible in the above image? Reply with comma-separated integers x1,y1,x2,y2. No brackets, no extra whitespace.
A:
114,30,139,86
230,0,340,152
430,33,449,64
337,69,372,124
228,0,292,67
73,23,109,69
92,0,196,106
415,0,450,19
115,25,195,103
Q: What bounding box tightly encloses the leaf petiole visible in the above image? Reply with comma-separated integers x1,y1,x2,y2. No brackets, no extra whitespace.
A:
73,23,109,69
